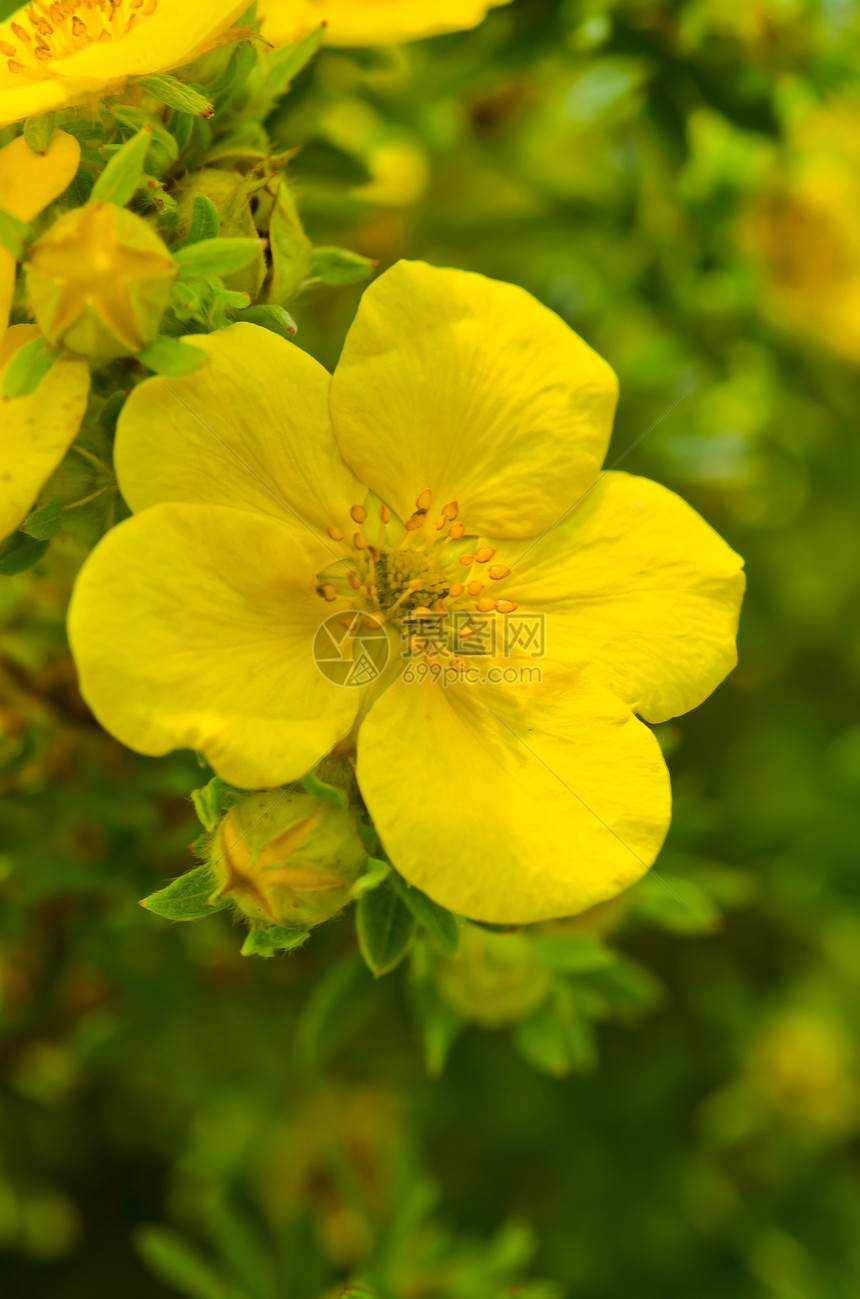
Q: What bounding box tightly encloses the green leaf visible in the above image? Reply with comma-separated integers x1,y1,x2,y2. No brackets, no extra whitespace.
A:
513,1001,596,1078
91,126,152,206
108,106,179,169
228,304,297,338
301,770,348,807
0,206,30,258
240,925,310,958
252,25,325,115
138,337,208,376
169,111,194,155
356,879,416,976
173,237,263,279
632,871,722,934
137,73,213,118
140,864,230,922
0,531,50,577
133,1225,230,1299
341,1288,381,1298
532,932,615,973
22,113,56,155
389,870,459,954
171,193,220,252
1,336,59,398
350,857,390,899
23,501,62,541
309,245,377,287
191,776,242,833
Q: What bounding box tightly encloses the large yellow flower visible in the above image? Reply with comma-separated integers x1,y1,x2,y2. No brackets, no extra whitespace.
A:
0,0,247,128
68,261,744,923
259,0,511,47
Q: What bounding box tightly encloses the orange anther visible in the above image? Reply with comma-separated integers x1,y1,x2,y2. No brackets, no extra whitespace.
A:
488,564,511,580
348,574,361,590
475,597,497,612
327,525,343,541
416,487,432,511
319,584,338,602
447,582,465,598
405,514,424,531
350,504,367,524
443,500,459,521
475,546,495,563
467,580,484,596
354,532,367,549
458,554,476,567
433,600,447,613
448,522,465,540
379,503,391,523
496,599,518,614
411,606,434,618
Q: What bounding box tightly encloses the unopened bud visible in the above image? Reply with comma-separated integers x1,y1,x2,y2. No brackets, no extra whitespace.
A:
25,200,175,361
433,925,551,1028
210,790,366,931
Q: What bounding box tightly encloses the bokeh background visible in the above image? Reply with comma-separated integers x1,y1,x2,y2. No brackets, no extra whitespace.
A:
3,0,860,1295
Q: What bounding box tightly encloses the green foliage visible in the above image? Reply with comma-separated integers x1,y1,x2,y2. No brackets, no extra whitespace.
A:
0,205,29,256
1,335,58,397
22,501,62,541
0,530,49,575
137,74,214,119
90,127,153,205
356,879,416,975
138,336,208,375
140,864,230,921
22,114,56,155
171,193,221,251
389,870,460,954
308,246,376,286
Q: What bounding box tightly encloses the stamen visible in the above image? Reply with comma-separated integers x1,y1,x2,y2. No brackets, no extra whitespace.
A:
348,574,361,590
405,513,424,532
448,582,465,598
458,554,476,567
353,532,367,550
327,525,343,541
475,597,497,612
475,546,495,563
448,522,465,540
488,564,511,580
416,488,432,511
317,584,338,602
379,503,391,523
467,580,484,596
496,599,518,613
350,504,367,524
0,41,16,55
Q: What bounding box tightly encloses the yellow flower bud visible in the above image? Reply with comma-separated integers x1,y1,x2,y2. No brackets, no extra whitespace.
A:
433,924,551,1029
175,169,266,301
24,200,176,361
211,790,366,931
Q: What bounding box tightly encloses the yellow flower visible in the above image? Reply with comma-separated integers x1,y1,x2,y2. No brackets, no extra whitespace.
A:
0,323,90,540
68,261,744,923
0,126,80,335
259,0,511,48
0,0,248,128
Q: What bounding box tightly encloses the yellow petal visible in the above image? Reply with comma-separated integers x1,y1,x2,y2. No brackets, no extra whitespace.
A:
357,663,670,923
114,323,364,540
330,260,616,538
488,471,745,723
68,502,358,788
0,79,86,132
259,0,509,46
0,326,90,539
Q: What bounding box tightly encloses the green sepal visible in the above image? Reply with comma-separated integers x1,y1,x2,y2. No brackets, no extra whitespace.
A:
136,73,213,118
173,236,263,278
356,879,416,976
91,127,152,206
168,111,194,156
301,770,348,807
138,337,208,376
0,206,30,258
389,870,460,954
140,864,230,921
1,336,59,398
170,193,220,252
23,501,62,541
250,25,325,119
228,304,297,338
108,108,178,172
212,40,259,114
350,857,391,899
0,531,50,576
241,925,310,958
191,776,243,833
309,245,377,287
22,113,56,155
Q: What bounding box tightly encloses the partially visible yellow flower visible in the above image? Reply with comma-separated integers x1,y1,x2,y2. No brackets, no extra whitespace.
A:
68,261,744,924
0,0,248,128
0,127,80,335
740,99,860,363
25,199,176,360
0,323,90,540
259,0,511,47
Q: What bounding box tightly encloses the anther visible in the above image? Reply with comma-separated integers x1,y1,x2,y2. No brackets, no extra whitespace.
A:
318,584,338,602
72,14,86,32
458,554,476,567
405,514,424,531
459,625,477,639
435,515,448,530
354,532,367,549
348,574,361,590
411,606,434,618
496,599,518,613
416,488,432,511
0,41,15,55
475,597,497,612
443,500,459,521
488,564,511,580
368,545,380,563
448,582,465,597
327,525,343,541
433,600,447,613
448,522,465,540
379,503,391,523
450,657,470,672
475,546,495,563
467,580,484,596
350,504,367,524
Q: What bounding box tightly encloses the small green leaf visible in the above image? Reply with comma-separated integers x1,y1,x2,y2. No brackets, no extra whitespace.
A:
229,304,297,338
1,336,59,398
133,1226,228,1299
390,870,460,954
0,206,30,258
513,1002,596,1078
309,245,377,287
22,113,56,154
137,73,213,117
253,24,325,113
0,531,49,576
23,501,62,541
532,932,615,973
301,770,348,807
171,193,220,252
341,1288,381,1298
91,126,152,206
140,864,229,921
356,879,416,976
138,337,208,376
191,776,242,832
173,237,263,279
241,925,310,958
351,857,390,899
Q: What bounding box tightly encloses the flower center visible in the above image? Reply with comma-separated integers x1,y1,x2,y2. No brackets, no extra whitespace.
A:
374,549,449,613
1,0,158,79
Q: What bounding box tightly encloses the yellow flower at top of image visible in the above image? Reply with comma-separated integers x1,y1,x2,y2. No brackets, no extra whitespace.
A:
0,0,248,128
259,0,511,48
68,260,744,925
740,98,860,364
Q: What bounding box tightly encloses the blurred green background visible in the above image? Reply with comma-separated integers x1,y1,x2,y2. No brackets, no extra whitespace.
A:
4,0,860,1295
